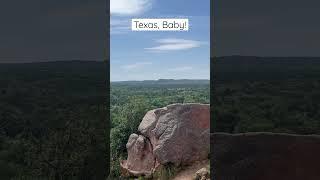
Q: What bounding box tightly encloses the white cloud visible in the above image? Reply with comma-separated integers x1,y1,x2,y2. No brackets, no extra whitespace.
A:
110,18,130,34
168,66,193,72
121,62,152,70
111,0,152,16
110,19,128,26
145,38,203,51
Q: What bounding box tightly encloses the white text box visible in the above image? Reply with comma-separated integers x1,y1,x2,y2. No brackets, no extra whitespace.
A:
132,19,189,31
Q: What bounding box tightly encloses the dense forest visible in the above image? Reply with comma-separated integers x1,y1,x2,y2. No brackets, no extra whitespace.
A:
0,61,108,180
1,56,320,179
110,80,210,177
213,56,320,134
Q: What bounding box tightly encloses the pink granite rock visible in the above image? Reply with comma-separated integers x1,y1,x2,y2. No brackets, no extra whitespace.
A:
121,103,210,177
120,134,155,177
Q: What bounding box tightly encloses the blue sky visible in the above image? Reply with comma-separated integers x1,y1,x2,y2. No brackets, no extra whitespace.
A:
110,0,210,81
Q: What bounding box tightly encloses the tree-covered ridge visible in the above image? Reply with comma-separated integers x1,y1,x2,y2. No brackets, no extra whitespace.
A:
111,79,209,86
213,56,320,134
1,57,320,178
0,61,108,179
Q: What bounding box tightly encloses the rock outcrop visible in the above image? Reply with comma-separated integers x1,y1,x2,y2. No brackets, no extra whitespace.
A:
211,132,320,180
120,134,155,177
120,103,210,177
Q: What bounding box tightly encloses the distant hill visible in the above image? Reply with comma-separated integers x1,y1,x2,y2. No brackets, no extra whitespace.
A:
3,57,320,85
0,60,106,81
0,61,210,88
0,61,107,98
111,79,210,86
212,56,320,82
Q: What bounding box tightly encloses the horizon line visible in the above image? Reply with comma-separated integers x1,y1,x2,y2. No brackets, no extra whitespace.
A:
0,59,105,64
111,79,210,82
1,56,320,64
212,55,320,58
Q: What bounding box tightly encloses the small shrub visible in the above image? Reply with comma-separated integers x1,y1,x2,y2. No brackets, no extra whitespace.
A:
153,163,179,180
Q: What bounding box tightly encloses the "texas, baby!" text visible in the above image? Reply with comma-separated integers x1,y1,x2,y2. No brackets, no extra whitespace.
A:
132,19,189,31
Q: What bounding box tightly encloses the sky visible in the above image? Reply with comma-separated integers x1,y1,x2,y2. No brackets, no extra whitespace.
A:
214,0,320,57
1,0,319,64
0,0,106,63
110,0,210,81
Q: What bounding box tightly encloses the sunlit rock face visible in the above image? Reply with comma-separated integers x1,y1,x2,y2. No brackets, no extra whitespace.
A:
120,103,210,177
120,134,155,177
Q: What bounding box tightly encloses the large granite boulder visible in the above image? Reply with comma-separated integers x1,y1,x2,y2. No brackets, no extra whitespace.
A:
211,132,320,180
120,103,210,177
